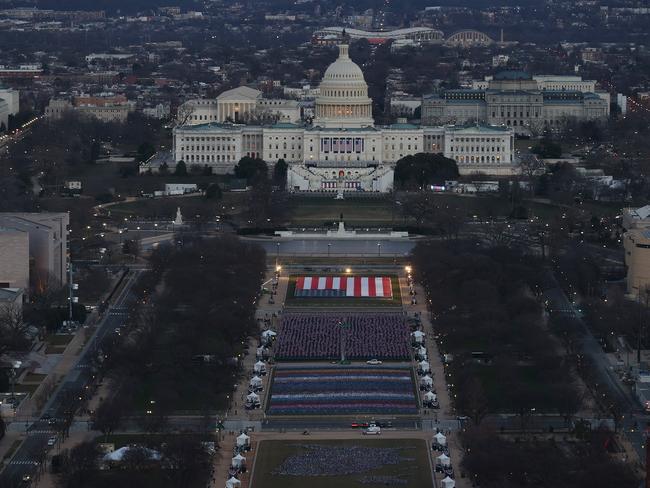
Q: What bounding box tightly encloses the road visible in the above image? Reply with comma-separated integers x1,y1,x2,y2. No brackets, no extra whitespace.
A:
541,269,650,461
0,270,142,488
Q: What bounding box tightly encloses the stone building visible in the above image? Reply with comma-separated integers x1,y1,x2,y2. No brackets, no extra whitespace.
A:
171,44,517,191
422,71,609,134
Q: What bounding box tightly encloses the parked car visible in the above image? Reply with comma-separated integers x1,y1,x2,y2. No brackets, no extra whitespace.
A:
363,424,381,435
366,359,383,365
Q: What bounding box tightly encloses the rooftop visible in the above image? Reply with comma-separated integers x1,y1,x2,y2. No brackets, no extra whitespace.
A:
493,70,532,81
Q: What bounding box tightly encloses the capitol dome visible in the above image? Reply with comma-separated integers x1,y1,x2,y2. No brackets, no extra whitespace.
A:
314,44,374,128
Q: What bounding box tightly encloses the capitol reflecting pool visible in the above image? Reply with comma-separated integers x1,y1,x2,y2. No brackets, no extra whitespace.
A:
249,239,416,257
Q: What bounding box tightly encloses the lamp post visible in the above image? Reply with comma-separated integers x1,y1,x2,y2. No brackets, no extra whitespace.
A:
327,243,331,257
10,360,21,405
377,242,381,257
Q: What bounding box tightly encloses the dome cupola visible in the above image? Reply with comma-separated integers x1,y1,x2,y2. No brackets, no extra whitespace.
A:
314,44,374,128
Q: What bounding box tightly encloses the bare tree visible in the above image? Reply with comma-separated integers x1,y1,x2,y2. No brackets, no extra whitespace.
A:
0,304,30,352
175,102,196,126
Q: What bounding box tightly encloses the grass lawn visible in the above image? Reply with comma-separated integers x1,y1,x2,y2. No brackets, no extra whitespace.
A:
252,438,432,488
22,373,47,384
285,274,402,308
286,194,620,228
471,365,569,413
45,334,74,347
44,345,66,355
288,197,399,226
13,384,39,394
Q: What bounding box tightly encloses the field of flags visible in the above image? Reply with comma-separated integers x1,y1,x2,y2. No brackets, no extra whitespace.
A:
294,276,393,298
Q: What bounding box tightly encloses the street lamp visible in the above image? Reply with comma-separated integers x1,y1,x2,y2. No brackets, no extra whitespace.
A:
328,243,331,257
10,360,21,405
377,242,381,257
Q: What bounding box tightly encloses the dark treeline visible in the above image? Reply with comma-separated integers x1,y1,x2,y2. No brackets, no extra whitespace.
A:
412,241,582,419
93,235,265,426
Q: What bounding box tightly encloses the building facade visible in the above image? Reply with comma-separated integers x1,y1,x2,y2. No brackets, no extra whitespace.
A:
179,86,301,126
45,94,133,123
0,212,70,287
422,71,609,134
171,45,517,191
0,230,29,291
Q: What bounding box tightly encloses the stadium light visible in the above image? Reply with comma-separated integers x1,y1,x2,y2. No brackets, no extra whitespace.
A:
345,268,352,274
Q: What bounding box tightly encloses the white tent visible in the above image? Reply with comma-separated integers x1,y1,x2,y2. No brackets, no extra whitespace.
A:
226,477,241,488
256,347,265,357
416,346,427,359
423,391,437,402
103,446,161,462
246,392,260,405
236,433,250,447
418,360,430,373
420,375,433,387
433,432,447,446
231,453,246,468
253,361,266,373
412,330,425,343
441,476,455,488
437,453,451,467
250,375,263,388
261,330,277,338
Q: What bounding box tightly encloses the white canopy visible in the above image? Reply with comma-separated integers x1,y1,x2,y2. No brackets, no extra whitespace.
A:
247,392,260,402
434,432,447,446
262,330,277,337
250,375,263,387
437,453,451,467
441,476,455,488
416,346,427,358
420,375,433,386
253,361,266,372
236,433,250,446
412,330,425,342
103,446,161,462
231,453,246,467
424,391,437,401
226,477,241,488
418,360,430,372
256,347,265,356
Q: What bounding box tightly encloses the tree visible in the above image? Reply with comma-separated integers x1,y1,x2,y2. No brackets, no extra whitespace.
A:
160,436,211,488
174,160,188,176
123,239,141,257
394,153,459,189
59,441,100,488
234,156,268,184
531,136,562,158
459,377,489,426
0,304,31,353
159,162,169,175
92,393,126,440
273,159,288,189
137,142,156,162
205,183,222,200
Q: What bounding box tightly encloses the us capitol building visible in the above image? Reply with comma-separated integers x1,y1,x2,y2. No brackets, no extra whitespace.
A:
172,44,516,193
